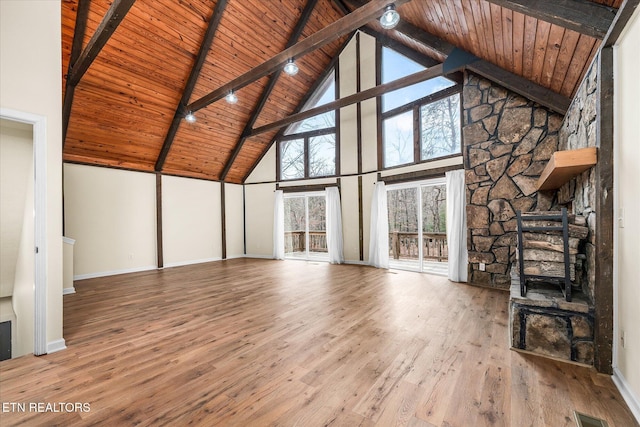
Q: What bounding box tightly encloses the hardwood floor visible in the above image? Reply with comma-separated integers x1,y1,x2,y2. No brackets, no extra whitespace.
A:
0,259,637,426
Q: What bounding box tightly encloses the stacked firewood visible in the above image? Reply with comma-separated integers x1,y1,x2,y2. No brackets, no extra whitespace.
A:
517,212,588,282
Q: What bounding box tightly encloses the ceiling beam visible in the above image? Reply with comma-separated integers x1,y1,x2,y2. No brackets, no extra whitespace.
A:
155,0,229,172
186,0,411,113
219,0,319,181
248,63,455,137
392,20,571,114
484,0,617,40
67,0,136,86
62,0,91,146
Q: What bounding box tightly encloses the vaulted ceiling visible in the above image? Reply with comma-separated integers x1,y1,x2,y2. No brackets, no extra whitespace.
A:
61,0,621,184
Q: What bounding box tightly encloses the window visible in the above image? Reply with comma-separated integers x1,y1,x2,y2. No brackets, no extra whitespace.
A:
380,46,461,168
278,70,337,181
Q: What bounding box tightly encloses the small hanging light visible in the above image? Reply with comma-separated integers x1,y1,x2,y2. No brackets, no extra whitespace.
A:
283,58,299,76
185,111,196,123
380,4,400,29
225,90,238,104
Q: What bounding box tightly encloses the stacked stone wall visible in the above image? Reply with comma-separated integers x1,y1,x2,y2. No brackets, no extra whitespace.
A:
558,53,599,302
463,73,564,289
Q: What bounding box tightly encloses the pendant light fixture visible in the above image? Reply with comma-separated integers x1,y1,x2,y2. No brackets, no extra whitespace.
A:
283,58,299,76
380,4,400,29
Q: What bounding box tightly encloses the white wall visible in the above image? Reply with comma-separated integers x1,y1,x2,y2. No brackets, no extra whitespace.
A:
64,165,246,275
1,0,64,353
245,145,276,258
245,183,276,258
225,183,245,258
162,176,221,267
64,164,157,278
0,120,32,298
614,6,640,419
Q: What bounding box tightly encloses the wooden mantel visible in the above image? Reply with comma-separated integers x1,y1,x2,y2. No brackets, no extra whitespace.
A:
537,147,598,191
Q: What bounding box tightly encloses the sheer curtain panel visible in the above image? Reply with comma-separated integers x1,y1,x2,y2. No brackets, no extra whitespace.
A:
445,170,468,282
325,187,344,264
273,190,285,260
368,181,389,269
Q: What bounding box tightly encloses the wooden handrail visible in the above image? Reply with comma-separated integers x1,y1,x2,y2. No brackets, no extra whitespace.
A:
389,231,448,261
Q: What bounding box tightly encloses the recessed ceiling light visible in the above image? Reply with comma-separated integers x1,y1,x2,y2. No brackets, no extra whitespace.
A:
185,112,196,123
284,59,299,76
380,4,400,29
225,91,238,104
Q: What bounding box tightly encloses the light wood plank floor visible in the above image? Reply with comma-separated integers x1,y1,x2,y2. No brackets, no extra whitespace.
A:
0,259,637,426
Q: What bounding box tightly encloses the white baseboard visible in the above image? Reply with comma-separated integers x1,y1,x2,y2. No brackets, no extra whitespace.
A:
344,260,368,265
164,257,221,268
74,265,157,281
244,254,274,260
47,339,66,354
63,287,76,295
613,367,640,423
225,254,246,260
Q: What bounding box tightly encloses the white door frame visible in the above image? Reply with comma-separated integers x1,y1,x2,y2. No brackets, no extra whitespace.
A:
0,107,47,355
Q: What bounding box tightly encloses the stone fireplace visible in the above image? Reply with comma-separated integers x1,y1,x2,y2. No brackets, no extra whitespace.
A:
463,60,602,366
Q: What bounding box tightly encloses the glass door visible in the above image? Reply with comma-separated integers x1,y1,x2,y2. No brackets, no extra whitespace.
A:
387,179,447,274
284,193,327,261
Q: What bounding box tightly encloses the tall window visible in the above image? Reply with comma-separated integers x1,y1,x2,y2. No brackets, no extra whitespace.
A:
381,47,461,168
279,70,337,181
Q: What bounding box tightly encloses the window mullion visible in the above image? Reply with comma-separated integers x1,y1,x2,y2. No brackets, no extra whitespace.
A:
304,136,310,178
413,106,420,163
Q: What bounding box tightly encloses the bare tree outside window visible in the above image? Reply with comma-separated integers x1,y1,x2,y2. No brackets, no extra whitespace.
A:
309,134,335,177
420,94,460,161
421,184,446,233
383,110,413,168
280,139,305,180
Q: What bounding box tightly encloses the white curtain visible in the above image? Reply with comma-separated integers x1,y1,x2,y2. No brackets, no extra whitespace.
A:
273,190,285,260
446,170,468,282
368,181,389,269
325,187,344,264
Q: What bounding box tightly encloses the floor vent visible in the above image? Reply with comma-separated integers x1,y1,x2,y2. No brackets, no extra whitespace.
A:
574,411,609,427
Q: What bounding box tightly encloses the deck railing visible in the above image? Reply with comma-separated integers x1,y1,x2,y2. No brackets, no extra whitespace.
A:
284,230,447,261
389,231,448,262
284,231,328,253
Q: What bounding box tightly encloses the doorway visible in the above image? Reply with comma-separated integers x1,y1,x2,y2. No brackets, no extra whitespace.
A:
0,108,47,356
386,179,448,275
283,192,328,261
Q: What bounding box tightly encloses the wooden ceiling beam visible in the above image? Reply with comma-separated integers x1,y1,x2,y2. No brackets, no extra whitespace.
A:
392,20,572,114
67,0,136,86
155,0,229,172
186,0,412,113
248,63,454,137
219,0,320,181
63,0,91,146
484,0,617,39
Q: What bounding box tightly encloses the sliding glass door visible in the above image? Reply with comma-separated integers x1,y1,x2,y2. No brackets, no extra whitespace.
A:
387,179,447,274
284,193,327,260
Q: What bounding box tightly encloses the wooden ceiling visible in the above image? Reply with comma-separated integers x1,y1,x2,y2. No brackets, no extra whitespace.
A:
61,0,622,184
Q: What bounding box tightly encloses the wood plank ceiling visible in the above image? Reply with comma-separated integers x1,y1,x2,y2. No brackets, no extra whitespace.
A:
61,0,622,184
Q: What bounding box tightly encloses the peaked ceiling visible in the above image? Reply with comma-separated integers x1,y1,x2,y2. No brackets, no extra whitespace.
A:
61,0,622,184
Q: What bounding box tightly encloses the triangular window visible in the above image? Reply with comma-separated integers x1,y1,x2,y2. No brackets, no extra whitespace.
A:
381,47,455,113
284,69,336,135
